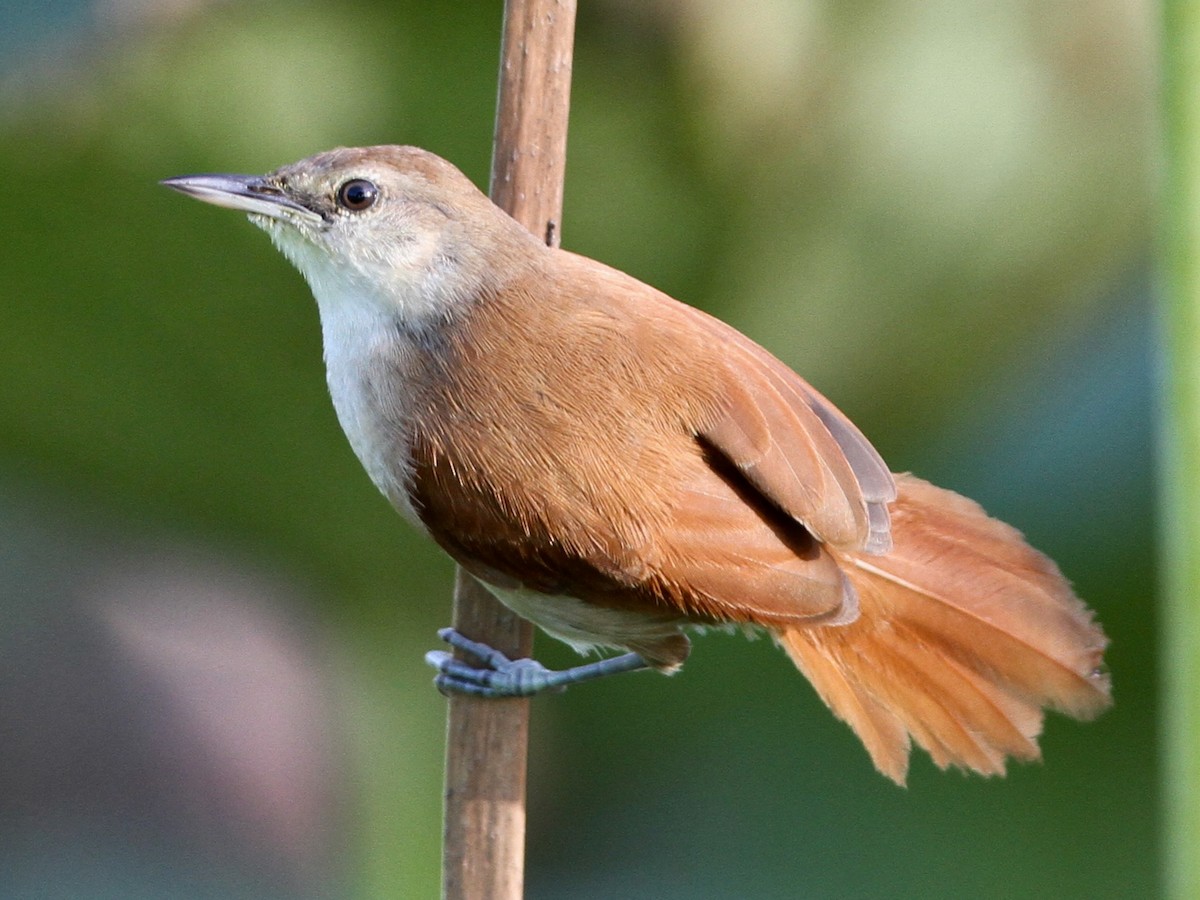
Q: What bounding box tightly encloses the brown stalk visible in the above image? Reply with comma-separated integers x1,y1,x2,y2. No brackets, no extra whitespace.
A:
441,2,577,898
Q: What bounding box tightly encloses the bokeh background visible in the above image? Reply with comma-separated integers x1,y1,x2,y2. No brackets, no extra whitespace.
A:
0,0,1156,897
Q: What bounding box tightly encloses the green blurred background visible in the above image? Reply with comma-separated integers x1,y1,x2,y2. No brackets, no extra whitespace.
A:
0,0,1156,897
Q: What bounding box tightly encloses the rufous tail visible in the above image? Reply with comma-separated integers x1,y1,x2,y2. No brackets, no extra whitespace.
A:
776,474,1110,785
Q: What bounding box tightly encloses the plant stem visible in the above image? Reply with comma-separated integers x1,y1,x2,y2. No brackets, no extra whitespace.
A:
441,3,577,898
1160,2,1200,897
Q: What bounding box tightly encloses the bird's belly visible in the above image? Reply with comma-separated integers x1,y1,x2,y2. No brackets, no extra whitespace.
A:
484,583,685,657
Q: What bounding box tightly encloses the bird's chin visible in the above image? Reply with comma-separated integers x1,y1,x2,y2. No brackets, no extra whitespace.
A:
247,209,327,238
248,212,295,233
249,215,315,255
256,221,332,284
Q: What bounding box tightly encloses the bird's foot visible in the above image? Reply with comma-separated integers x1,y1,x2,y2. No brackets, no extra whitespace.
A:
425,627,649,698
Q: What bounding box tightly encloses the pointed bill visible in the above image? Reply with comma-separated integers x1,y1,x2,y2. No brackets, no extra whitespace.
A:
161,174,325,226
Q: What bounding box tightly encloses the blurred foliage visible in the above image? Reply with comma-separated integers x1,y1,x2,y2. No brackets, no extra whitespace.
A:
1159,0,1200,894
0,0,1156,897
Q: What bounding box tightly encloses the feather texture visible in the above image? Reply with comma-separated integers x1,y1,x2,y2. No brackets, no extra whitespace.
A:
407,251,888,660
778,474,1110,784
173,145,1113,783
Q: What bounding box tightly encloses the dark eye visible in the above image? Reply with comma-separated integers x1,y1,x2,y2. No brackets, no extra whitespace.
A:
336,179,378,211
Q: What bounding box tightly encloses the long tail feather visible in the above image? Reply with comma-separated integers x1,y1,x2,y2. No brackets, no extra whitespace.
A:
777,474,1110,785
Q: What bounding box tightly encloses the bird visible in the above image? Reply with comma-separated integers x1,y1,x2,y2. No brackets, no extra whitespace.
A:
163,145,1110,784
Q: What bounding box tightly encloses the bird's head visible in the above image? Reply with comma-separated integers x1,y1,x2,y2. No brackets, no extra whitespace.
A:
163,145,537,325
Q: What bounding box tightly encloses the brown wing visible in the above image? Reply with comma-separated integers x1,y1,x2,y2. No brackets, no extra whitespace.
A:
548,256,886,625
409,251,890,635
410,422,858,630
649,441,860,626
684,304,896,554
557,251,895,557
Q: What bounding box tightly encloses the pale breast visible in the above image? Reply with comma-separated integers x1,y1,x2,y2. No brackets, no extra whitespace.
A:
317,298,427,531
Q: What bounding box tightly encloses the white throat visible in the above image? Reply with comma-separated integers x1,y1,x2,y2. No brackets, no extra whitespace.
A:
305,264,431,531
255,215,475,532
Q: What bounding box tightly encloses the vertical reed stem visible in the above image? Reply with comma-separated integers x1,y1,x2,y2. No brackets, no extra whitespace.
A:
442,3,577,898
1159,3,1200,896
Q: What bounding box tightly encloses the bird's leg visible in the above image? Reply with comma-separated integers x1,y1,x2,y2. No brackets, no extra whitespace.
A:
425,627,651,698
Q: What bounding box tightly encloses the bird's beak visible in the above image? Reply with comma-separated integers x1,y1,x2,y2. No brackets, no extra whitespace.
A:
161,173,325,226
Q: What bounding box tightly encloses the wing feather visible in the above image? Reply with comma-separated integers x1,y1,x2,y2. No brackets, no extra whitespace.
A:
673,299,895,553
653,455,858,625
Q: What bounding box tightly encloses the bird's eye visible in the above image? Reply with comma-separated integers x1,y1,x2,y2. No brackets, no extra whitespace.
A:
336,179,379,212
